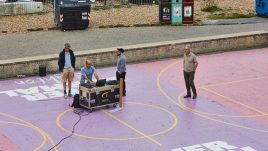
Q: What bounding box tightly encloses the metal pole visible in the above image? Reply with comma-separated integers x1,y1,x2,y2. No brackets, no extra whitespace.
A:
119,78,123,108
53,0,56,26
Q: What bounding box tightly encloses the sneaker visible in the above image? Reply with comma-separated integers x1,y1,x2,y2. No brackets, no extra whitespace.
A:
184,94,191,98
64,93,68,99
68,93,73,97
192,94,197,99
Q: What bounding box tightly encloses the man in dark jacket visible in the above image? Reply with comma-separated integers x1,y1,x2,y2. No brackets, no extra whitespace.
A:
58,43,76,98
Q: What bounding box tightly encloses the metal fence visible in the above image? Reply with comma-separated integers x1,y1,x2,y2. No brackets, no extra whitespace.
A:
0,0,51,15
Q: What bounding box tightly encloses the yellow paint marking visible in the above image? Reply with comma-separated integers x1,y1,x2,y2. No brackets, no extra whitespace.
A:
56,102,177,141
0,121,46,151
0,112,58,151
201,76,268,88
201,87,266,115
156,60,268,133
102,110,162,146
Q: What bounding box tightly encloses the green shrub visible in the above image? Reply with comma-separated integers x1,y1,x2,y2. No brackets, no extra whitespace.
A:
208,13,256,19
201,0,222,13
92,6,111,11
201,5,223,12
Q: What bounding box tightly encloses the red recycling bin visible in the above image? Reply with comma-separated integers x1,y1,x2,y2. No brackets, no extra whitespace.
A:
182,0,194,24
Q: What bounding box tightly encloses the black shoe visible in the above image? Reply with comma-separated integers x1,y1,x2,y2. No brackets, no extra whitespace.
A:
192,94,197,99
123,93,126,97
184,95,191,98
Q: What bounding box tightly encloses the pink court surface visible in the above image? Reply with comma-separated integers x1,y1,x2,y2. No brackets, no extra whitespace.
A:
0,48,268,151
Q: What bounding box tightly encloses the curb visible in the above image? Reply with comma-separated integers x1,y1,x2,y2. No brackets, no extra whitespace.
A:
1,30,268,79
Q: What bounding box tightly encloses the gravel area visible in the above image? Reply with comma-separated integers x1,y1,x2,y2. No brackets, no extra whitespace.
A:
0,0,255,34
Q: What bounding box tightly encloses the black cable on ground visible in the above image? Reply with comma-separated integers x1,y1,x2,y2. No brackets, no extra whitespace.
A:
47,109,89,151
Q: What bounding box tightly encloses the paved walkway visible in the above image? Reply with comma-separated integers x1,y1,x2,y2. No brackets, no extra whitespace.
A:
202,17,268,25
0,48,268,151
1,21,268,60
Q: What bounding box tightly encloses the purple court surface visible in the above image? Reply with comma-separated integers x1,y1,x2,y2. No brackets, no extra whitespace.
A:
0,48,268,151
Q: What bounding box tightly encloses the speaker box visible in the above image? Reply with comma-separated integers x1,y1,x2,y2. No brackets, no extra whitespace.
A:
39,65,46,77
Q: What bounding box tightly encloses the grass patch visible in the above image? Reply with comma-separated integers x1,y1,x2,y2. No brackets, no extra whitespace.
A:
113,5,123,8
99,23,161,28
113,24,129,27
99,24,130,28
201,5,223,12
133,24,150,27
150,23,161,26
93,4,132,11
208,13,256,19
133,23,161,27
231,13,256,18
99,25,114,28
171,24,183,26
92,6,111,11
193,19,202,25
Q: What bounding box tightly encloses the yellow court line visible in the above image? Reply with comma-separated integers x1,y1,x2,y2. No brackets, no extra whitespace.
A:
0,121,46,151
176,93,268,133
156,61,181,103
101,110,162,146
158,61,267,117
56,103,178,141
177,89,268,118
156,60,268,133
200,75,268,88
0,112,58,151
201,87,267,115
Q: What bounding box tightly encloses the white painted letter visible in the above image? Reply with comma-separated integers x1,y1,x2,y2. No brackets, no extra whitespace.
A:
0,90,19,97
44,91,63,98
14,81,25,85
183,144,205,151
171,148,184,151
39,84,62,92
202,141,237,151
15,87,39,95
21,93,48,101
241,147,257,151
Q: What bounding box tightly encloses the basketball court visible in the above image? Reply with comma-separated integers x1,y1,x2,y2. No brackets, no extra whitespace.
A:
0,48,268,151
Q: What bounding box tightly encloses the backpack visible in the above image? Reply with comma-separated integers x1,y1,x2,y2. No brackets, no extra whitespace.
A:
71,94,81,108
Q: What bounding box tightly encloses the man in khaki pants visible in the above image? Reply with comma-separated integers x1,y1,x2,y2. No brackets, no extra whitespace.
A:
58,43,76,98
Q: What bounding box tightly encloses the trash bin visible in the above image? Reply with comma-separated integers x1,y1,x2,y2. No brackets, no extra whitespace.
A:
182,0,194,24
53,0,91,30
171,0,182,25
256,0,268,16
159,0,171,24
39,65,46,77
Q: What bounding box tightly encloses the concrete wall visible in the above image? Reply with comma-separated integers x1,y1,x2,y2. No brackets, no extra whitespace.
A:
0,2,43,16
1,31,268,79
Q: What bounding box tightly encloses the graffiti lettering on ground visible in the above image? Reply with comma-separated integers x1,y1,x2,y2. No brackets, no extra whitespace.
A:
172,141,256,151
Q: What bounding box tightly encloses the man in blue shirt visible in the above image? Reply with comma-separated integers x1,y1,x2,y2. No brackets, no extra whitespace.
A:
80,60,100,84
58,43,76,98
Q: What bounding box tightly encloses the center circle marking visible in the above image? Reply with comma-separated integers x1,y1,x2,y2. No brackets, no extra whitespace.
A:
56,101,178,140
